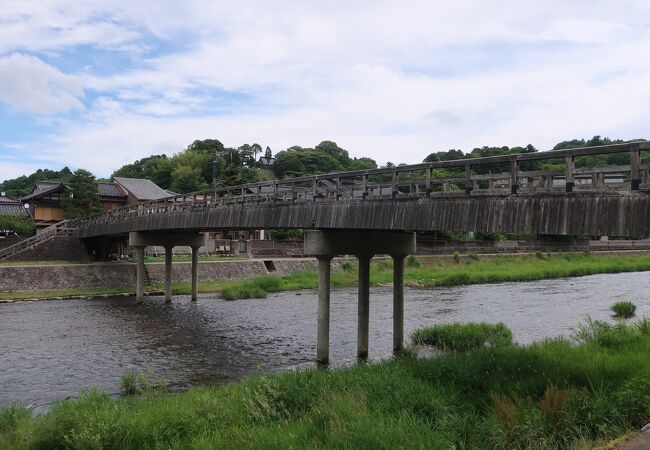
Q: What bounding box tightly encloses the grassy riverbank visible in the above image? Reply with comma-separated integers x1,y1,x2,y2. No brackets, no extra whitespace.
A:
3,319,650,449
215,251,650,299
4,252,650,301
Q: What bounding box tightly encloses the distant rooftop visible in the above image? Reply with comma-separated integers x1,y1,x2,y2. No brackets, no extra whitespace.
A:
98,182,127,198
114,177,171,201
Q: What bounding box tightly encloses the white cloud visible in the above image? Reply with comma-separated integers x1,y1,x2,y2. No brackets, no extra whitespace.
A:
0,53,84,114
2,0,650,177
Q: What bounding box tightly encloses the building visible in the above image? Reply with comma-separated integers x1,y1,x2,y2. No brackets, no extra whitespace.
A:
21,177,171,229
113,177,172,202
0,193,26,217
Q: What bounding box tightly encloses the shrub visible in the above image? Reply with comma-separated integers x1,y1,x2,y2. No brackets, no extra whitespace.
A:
535,252,549,260
411,322,513,351
341,261,355,272
468,252,479,262
611,301,636,319
0,214,35,236
120,371,167,396
406,255,421,268
452,251,461,264
222,285,267,300
573,317,641,347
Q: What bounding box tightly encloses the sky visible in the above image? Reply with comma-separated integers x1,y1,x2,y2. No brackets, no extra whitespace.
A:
1,0,649,181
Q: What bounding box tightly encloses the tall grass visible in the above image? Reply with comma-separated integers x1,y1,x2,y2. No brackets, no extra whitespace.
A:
5,320,650,448
611,301,636,319
411,322,513,351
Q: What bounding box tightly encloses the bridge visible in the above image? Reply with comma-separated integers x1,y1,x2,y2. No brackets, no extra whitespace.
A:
14,141,650,363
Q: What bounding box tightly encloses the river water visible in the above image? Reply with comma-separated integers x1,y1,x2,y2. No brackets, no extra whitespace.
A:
2,271,650,408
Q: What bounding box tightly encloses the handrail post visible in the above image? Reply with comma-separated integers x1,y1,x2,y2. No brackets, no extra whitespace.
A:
312,179,318,201
565,156,575,192
336,177,341,200
392,172,399,198
362,175,368,199
510,159,519,194
465,164,472,195
425,167,432,197
631,147,641,190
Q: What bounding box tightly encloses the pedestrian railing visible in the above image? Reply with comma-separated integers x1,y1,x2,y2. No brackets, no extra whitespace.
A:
77,141,650,229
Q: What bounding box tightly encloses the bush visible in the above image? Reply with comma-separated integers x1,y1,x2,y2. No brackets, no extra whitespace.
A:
452,251,461,264
573,317,641,347
0,214,35,236
612,301,636,319
468,252,479,262
406,255,421,268
341,261,355,272
120,371,167,396
411,322,513,351
535,252,549,260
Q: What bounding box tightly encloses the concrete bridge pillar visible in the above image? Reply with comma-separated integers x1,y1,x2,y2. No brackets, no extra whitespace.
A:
129,232,206,304
305,230,415,364
392,255,405,352
164,246,173,303
357,255,371,359
135,246,145,304
317,256,332,364
191,246,200,302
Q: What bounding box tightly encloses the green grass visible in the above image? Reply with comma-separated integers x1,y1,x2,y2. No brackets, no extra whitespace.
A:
611,301,636,319
0,286,136,301
207,251,650,300
5,320,650,449
411,322,513,351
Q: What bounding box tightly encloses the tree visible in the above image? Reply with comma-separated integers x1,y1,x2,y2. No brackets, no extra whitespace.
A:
170,165,208,193
61,169,102,219
0,214,35,236
315,140,351,166
423,149,465,163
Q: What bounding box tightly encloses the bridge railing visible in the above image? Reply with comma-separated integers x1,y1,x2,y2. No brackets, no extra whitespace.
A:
78,141,650,228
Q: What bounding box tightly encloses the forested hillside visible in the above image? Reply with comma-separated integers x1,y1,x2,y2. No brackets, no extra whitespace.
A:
2,136,646,196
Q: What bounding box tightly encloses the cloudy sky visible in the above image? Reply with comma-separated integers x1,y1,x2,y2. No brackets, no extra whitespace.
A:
1,1,649,181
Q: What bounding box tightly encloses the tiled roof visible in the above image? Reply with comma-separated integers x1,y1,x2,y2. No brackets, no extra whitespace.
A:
98,182,127,198
0,202,26,216
21,182,64,201
114,177,170,201
0,195,17,203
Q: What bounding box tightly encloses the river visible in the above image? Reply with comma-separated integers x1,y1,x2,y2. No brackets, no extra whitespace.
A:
2,271,649,408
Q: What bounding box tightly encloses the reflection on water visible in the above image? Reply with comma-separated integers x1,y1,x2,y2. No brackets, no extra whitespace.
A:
2,271,650,407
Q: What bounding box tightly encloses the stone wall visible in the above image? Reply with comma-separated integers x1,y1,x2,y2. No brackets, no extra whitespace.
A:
0,258,344,292
0,263,135,292
3,236,89,262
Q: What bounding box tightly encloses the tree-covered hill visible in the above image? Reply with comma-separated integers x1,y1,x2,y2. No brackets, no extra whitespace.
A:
2,136,647,197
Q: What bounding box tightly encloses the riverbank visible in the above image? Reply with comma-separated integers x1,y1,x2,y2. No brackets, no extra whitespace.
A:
2,318,650,449
4,252,650,301
218,251,650,299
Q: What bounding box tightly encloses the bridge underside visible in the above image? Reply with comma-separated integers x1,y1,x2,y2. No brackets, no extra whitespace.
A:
77,191,650,239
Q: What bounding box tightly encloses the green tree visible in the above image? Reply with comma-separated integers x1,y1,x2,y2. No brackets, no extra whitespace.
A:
61,169,102,219
170,165,208,193
315,140,351,166
0,214,36,236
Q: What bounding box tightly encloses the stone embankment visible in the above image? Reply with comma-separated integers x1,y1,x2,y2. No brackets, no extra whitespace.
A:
0,258,334,293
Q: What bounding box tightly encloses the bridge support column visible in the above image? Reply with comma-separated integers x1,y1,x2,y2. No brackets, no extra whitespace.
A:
317,256,332,364
305,230,415,364
392,255,405,352
357,255,371,359
191,246,199,302
135,246,145,304
129,232,206,304
164,246,173,303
